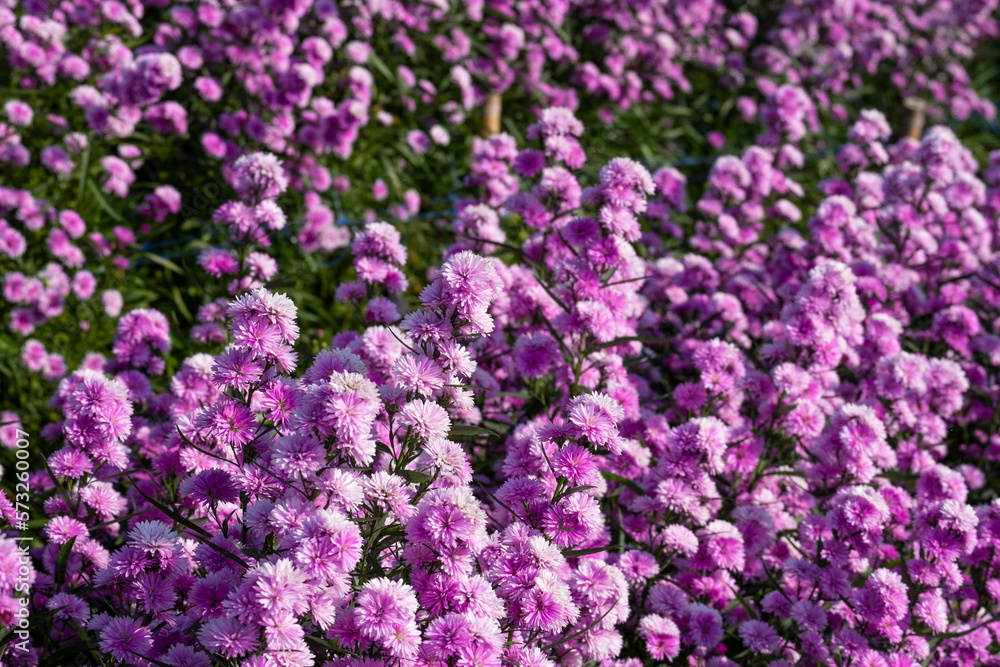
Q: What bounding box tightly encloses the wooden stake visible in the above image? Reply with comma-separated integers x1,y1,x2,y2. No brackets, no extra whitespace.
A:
899,97,926,140
482,93,502,137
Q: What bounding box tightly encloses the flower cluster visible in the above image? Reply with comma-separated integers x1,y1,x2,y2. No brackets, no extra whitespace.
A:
9,40,1000,667
335,220,409,323
17,242,530,667
1,188,128,342
4,0,1000,435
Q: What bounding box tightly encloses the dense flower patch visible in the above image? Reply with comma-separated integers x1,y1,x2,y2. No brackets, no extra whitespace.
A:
3,0,999,414
2,102,1000,666
5,0,1000,666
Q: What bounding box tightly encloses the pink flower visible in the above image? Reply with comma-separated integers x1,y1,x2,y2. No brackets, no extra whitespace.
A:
4,100,33,127
0,411,22,448
407,130,430,154
738,620,780,654
181,468,240,506
393,355,446,397
195,76,224,102
197,616,258,658
683,603,723,647
372,178,389,201
213,347,265,391
639,614,680,660
44,516,89,544
399,399,451,441
566,393,624,452
98,617,152,662
72,270,97,300
233,152,288,201
103,290,123,317
22,339,47,371
355,578,419,641
541,493,603,547
198,248,239,278
197,399,257,447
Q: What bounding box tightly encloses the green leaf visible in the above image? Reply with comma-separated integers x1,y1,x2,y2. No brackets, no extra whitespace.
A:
87,179,127,223
171,286,193,322
399,469,434,484
366,52,395,81
378,154,404,192
584,335,671,355
449,424,501,439
130,479,213,539
481,419,510,433
661,104,693,116
497,390,531,399
374,534,408,552
125,649,174,667
553,484,597,503
39,639,101,667
131,478,251,574
730,586,759,621
54,536,77,586
475,479,515,516
139,251,185,276
76,141,92,205
602,471,645,496
445,384,494,393
562,544,612,558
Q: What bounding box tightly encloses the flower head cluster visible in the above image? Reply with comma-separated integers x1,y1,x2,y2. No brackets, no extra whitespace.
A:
14,81,1000,667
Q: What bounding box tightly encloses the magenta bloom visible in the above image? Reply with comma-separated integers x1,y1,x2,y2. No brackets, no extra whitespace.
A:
198,248,240,278
393,354,446,397
197,616,258,658
640,614,680,660
233,152,288,201
372,178,389,201
98,617,152,661
738,620,781,654
181,468,241,506
197,399,258,447
44,516,89,544
407,130,430,154
0,411,23,448
22,339,47,371
354,578,419,641
213,346,265,390
4,100,33,127
566,393,624,452
103,290,124,317
258,378,299,428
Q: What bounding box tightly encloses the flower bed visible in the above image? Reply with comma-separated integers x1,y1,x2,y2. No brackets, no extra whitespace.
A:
4,1,1000,666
